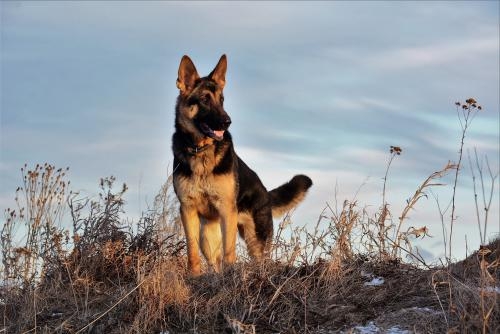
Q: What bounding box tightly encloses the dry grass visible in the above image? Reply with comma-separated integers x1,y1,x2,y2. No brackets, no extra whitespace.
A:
1,99,498,333
1,166,497,333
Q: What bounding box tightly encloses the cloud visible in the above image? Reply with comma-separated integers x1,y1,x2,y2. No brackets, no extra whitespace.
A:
368,37,498,70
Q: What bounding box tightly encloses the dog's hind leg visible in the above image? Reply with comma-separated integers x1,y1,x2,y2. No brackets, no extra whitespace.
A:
238,207,273,259
200,219,223,272
238,212,264,259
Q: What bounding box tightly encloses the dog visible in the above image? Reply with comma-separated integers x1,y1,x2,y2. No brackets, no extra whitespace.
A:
172,54,312,275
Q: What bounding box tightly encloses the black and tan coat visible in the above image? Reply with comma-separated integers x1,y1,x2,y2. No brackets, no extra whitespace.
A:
172,55,312,275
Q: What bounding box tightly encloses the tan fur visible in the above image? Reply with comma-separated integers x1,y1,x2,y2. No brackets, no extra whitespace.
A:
176,55,200,95
179,204,202,275
200,218,222,272
174,149,238,274
271,192,307,219
176,104,204,142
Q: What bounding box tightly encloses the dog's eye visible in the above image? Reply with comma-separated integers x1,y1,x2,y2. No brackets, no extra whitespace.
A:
201,94,210,104
220,96,224,103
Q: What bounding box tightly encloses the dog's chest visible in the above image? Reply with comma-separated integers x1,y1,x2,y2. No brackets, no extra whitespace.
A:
174,160,237,215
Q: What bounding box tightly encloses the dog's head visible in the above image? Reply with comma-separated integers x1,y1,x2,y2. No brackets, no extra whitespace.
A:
175,55,231,142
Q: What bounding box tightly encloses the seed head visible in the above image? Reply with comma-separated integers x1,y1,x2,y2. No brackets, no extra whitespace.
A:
390,146,402,155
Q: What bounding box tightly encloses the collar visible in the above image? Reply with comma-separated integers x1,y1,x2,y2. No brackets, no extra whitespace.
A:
186,142,213,156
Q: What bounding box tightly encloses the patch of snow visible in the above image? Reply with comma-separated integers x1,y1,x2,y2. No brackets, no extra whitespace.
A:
349,322,410,334
364,277,385,286
353,321,379,333
361,271,385,286
480,286,500,294
410,306,439,314
347,321,411,334
386,326,411,334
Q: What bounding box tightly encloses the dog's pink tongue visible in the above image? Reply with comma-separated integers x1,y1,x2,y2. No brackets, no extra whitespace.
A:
214,130,225,138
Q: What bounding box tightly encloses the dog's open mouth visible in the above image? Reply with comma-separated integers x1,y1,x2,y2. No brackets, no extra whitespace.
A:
199,123,225,141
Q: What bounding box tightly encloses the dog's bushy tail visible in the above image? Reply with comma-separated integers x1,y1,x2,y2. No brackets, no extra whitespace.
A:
269,175,313,218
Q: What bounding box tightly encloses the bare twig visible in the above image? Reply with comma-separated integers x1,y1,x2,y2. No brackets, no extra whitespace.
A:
449,99,481,261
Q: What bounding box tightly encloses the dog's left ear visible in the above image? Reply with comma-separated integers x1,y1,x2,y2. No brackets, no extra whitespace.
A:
209,54,227,89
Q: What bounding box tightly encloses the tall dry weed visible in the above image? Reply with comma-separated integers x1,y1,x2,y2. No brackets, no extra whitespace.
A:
2,164,70,287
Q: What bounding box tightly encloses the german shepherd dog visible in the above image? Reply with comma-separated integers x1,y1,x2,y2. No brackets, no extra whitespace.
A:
172,55,312,275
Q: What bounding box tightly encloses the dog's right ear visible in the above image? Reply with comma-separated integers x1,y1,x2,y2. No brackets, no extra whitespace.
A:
177,55,200,95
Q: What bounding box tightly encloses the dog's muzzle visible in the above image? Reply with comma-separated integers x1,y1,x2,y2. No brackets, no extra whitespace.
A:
199,115,231,141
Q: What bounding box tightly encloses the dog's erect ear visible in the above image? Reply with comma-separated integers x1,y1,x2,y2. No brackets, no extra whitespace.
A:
177,55,200,94
209,54,227,89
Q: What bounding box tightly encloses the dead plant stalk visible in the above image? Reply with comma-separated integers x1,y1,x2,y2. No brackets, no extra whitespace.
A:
392,162,457,258
449,99,480,260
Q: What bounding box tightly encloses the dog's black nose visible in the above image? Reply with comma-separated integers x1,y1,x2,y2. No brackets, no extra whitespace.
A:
222,116,232,128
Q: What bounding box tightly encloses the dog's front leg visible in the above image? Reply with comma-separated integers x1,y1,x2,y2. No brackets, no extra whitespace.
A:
220,205,238,267
180,204,202,276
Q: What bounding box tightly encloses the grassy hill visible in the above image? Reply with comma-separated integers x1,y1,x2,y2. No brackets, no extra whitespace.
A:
1,166,498,333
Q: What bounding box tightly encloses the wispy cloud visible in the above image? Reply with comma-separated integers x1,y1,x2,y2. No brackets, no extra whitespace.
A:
369,37,498,70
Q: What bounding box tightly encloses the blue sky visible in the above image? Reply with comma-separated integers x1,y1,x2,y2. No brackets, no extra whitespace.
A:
1,1,499,261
